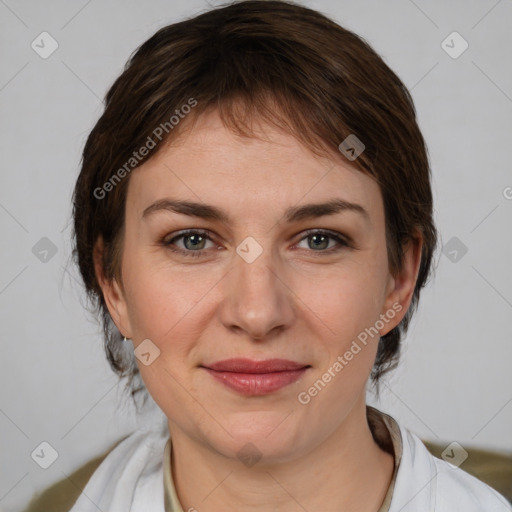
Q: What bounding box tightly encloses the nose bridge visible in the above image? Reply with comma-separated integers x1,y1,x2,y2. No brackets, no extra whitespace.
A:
220,239,294,338
236,248,279,299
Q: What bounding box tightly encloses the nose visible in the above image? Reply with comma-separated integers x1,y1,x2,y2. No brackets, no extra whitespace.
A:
218,244,295,341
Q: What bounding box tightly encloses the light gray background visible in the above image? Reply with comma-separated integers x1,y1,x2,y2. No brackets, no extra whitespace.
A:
1,0,511,510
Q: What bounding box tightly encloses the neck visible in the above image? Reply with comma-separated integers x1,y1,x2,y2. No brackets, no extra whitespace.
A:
168,395,394,512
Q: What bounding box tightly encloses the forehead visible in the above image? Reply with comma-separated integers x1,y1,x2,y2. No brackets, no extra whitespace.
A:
126,110,383,225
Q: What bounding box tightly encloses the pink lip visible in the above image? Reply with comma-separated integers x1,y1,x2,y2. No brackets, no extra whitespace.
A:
202,358,310,395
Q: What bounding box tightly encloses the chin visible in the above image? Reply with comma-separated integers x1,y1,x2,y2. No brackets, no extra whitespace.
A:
205,412,304,464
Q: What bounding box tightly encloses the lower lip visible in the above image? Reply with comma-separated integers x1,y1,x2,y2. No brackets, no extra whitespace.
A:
203,367,309,395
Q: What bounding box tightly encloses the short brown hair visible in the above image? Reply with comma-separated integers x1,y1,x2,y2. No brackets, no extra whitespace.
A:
72,0,438,407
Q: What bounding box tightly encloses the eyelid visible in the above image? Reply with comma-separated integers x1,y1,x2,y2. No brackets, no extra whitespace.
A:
297,228,351,245
163,228,213,244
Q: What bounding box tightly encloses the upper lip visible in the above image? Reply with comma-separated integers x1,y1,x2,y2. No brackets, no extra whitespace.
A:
203,358,309,373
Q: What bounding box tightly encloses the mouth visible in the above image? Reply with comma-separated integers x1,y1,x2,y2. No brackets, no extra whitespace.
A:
200,358,311,395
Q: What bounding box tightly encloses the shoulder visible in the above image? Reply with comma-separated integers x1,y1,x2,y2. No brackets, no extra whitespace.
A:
22,428,168,512
390,417,512,512
69,427,168,511
431,453,512,511
22,436,128,512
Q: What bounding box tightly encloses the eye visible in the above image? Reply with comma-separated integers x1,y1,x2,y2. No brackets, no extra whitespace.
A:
162,229,216,258
162,228,350,259
295,229,350,253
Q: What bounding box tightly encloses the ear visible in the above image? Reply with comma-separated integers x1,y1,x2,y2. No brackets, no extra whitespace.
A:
379,232,423,336
93,236,133,339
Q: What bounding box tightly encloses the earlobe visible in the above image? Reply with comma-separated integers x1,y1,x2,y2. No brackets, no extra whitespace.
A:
93,237,132,339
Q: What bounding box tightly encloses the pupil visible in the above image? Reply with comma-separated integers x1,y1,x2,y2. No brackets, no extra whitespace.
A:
310,234,328,250
186,235,204,250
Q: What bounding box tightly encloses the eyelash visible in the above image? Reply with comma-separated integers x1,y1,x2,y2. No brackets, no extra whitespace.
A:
161,229,351,258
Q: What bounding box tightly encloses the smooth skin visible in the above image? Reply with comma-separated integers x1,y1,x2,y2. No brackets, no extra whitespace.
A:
95,109,423,511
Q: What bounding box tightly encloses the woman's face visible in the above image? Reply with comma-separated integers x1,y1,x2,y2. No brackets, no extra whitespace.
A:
98,109,419,463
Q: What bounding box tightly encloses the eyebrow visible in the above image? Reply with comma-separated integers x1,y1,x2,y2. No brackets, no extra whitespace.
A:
142,198,370,224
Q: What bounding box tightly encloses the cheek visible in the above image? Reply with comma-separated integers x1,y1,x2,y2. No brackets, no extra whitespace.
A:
122,260,204,404
305,254,388,345
124,274,174,340
121,242,195,337
299,266,385,415
121,251,223,371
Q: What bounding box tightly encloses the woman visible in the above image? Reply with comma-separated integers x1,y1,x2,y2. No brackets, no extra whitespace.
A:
63,0,512,510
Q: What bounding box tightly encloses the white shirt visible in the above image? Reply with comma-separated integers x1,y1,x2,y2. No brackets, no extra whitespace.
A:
69,407,512,511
